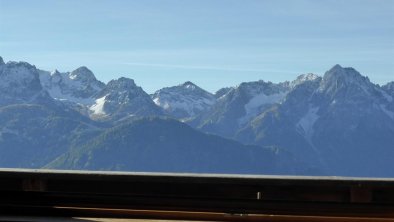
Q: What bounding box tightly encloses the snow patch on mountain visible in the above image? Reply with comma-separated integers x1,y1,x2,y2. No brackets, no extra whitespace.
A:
153,97,169,109
246,91,286,109
297,106,319,140
162,96,214,115
239,91,287,125
90,95,108,115
93,77,163,119
43,78,95,105
215,87,234,99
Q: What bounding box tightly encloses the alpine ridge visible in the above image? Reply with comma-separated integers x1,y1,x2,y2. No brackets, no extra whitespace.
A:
0,56,393,177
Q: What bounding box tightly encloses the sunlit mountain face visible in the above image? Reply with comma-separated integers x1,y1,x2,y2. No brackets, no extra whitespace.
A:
0,57,393,177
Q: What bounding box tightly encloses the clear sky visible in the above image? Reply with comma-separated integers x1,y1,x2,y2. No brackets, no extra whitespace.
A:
1,0,393,93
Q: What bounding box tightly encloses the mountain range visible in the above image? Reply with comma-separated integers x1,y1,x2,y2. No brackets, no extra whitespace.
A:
0,56,393,177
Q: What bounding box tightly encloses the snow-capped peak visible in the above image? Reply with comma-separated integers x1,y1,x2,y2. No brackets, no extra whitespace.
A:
0,60,44,105
152,82,215,119
291,73,321,88
0,61,40,86
39,66,105,106
300,73,320,81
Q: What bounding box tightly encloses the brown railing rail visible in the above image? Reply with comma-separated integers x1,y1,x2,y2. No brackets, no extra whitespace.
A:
0,168,394,221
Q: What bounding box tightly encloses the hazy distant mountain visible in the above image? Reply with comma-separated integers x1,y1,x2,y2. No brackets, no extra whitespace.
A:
47,117,309,175
152,81,215,119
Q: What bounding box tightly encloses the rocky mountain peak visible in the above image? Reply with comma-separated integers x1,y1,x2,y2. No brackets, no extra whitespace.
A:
323,64,370,86
181,81,198,90
0,56,4,66
0,61,40,85
237,80,265,93
237,80,289,97
69,66,97,82
318,65,373,97
91,78,162,120
153,81,213,97
0,60,47,106
106,77,137,91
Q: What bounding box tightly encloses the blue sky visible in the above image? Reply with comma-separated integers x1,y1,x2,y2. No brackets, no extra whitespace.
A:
0,0,393,93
